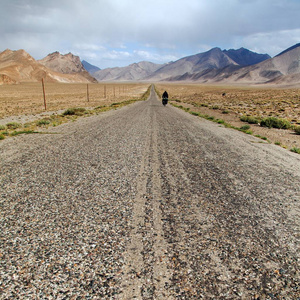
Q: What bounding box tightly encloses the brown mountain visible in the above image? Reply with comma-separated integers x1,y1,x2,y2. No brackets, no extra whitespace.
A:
0,49,97,84
165,44,300,85
147,48,239,81
0,49,50,84
93,61,165,81
213,43,300,84
39,52,97,83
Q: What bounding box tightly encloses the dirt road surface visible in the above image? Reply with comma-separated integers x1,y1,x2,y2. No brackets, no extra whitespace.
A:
1,86,299,299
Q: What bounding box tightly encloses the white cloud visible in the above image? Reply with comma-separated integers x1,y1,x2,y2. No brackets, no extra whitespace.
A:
133,50,179,63
73,44,106,51
0,0,299,67
240,29,300,56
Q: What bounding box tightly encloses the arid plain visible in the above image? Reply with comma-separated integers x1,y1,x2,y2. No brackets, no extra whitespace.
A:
1,82,300,152
0,82,149,119
156,83,300,151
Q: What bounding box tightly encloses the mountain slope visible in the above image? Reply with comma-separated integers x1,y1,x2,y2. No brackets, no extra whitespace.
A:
226,43,300,84
148,48,238,81
275,43,300,57
0,49,97,84
39,52,97,83
0,49,57,84
173,43,300,84
93,61,164,81
82,60,101,74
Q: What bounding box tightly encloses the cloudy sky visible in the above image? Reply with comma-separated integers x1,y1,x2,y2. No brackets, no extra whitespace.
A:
1,0,299,68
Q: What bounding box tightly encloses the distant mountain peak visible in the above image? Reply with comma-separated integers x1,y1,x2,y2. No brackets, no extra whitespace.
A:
39,51,86,74
82,60,101,74
223,48,271,66
93,60,165,81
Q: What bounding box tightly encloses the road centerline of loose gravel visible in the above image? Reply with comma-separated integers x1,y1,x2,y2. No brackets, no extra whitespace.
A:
120,87,173,299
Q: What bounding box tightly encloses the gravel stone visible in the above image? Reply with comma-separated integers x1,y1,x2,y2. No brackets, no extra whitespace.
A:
1,86,299,299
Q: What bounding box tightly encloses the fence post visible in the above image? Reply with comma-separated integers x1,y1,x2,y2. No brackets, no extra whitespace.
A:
42,78,46,110
87,84,89,102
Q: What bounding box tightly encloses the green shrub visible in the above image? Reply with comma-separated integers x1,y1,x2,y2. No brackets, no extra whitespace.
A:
6,122,21,129
260,117,291,129
291,147,300,154
240,125,251,131
0,134,5,140
62,108,86,116
36,119,51,126
240,115,259,124
255,135,268,141
294,126,300,135
0,125,6,130
10,130,37,136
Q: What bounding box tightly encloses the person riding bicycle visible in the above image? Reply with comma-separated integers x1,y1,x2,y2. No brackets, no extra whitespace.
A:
162,91,168,106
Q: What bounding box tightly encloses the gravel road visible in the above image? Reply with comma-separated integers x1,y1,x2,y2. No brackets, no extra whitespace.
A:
1,86,299,299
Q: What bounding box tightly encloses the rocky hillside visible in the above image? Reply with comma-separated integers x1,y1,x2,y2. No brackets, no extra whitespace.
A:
0,49,56,84
0,49,97,84
39,52,97,83
147,48,238,81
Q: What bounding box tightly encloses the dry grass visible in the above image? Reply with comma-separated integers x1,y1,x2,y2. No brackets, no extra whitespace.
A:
0,82,149,118
156,83,300,124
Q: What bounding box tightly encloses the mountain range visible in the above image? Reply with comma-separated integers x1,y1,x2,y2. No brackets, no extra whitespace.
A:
92,61,166,81
144,47,271,82
90,47,271,82
168,44,300,84
0,43,299,85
